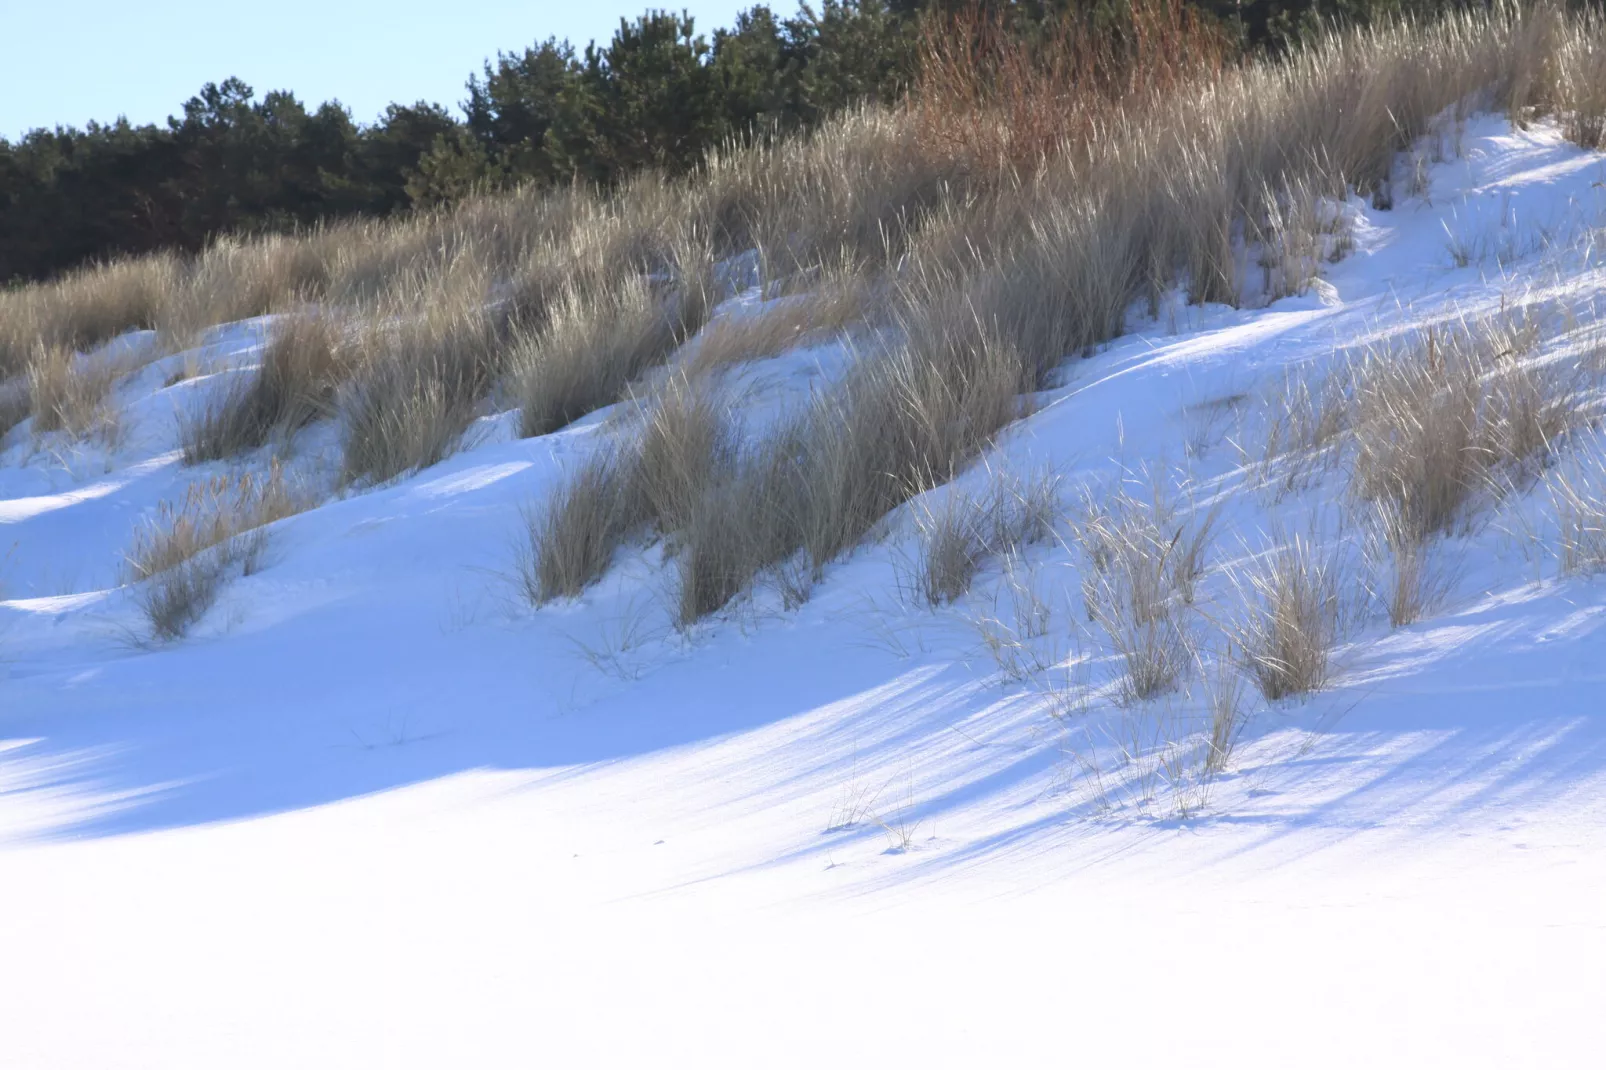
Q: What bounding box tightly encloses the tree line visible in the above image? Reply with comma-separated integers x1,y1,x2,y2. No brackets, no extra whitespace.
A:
1,0,1450,286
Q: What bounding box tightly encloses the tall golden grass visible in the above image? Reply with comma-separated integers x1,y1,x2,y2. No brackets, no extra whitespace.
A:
5,5,1606,637
633,2,1597,624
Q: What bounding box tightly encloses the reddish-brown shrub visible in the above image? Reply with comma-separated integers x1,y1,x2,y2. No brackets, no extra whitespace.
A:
908,0,1231,169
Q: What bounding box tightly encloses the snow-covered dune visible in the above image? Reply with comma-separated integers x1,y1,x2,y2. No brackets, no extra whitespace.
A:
4,118,1606,1068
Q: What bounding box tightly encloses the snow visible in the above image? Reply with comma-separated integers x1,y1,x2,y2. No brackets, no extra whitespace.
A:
3,117,1606,1067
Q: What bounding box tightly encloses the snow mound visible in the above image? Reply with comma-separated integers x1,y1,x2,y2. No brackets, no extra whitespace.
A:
3,117,1606,1069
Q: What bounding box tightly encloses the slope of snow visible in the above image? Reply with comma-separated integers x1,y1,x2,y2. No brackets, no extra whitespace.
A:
3,117,1606,1068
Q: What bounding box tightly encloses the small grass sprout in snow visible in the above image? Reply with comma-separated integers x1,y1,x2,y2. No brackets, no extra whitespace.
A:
1173,662,1250,816
1440,200,1550,270
964,550,1067,687
1182,391,1247,460
1197,642,1250,779
1049,636,1251,821
565,595,665,682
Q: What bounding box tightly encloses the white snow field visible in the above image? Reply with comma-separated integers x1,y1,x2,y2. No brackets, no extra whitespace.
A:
4,118,1606,1068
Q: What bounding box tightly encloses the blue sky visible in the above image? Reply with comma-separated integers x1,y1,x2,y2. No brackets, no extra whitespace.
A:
2,1,758,139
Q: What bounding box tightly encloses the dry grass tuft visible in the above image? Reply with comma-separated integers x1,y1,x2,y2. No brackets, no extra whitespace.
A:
910,493,993,607
652,323,1031,624
683,273,867,377
674,480,771,626
125,462,308,581
130,551,241,643
795,329,1029,573
1259,367,1351,496
26,342,124,444
522,373,735,610
1072,477,1215,705
512,277,682,438
1554,13,1606,150
671,444,816,626
156,235,329,352
909,466,1060,607
1547,445,1606,577
1350,313,1572,543
513,241,714,439
1362,497,1455,628
519,449,646,604
630,373,735,534
0,254,177,379
0,376,30,440
124,462,313,640
1227,533,1344,701
340,261,501,485
182,312,349,463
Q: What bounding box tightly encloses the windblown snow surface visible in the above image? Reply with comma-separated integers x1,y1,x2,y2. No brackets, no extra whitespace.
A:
4,118,1606,1068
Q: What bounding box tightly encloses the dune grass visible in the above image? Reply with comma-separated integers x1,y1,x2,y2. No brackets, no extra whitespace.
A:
124,462,315,640
0,4,1602,643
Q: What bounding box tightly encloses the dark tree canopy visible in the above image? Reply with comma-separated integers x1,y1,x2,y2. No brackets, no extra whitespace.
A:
0,0,1455,285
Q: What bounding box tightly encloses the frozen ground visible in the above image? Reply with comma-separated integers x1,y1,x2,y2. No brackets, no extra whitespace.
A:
3,118,1606,1067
